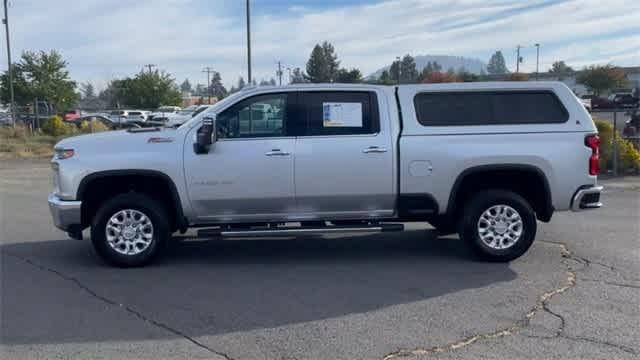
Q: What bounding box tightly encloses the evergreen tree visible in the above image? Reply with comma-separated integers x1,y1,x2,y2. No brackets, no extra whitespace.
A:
487,51,508,74
180,78,192,93
209,72,227,99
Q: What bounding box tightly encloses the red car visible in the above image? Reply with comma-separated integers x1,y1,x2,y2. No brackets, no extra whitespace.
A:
62,110,82,121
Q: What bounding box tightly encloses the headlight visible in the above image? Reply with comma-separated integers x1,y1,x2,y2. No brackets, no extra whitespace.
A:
54,148,75,160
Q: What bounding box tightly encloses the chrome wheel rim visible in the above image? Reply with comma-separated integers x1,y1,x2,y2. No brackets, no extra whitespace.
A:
477,205,523,250
105,209,154,255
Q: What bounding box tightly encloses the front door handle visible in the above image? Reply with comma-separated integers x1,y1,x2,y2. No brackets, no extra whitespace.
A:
265,149,290,156
363,146,388,154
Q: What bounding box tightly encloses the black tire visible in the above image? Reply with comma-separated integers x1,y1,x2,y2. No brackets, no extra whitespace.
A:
459,190,536,262
91,193,169,267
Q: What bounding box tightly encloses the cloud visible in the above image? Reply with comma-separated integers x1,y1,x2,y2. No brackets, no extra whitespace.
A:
1,0,638,89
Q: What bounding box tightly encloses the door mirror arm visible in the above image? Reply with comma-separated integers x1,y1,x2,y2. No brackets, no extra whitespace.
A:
194,115,217,154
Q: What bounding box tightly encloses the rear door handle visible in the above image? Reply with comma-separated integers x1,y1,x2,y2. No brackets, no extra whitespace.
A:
265,149,290,156
363,146,388,154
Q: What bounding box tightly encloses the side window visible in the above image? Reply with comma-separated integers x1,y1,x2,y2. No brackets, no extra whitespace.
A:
414,91,568,126
304,91,378,135
414,93,491,126
491,92,567,124
217,93,287,138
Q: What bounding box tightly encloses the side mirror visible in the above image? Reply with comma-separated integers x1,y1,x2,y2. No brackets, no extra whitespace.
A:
194,115,216,154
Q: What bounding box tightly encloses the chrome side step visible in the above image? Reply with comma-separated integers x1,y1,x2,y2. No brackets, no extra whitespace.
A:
197,223,404,238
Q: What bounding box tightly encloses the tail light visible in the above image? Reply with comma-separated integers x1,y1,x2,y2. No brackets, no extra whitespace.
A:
585,134,600,176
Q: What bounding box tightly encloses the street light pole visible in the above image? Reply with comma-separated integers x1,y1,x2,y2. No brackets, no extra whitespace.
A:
3,0,16,127
516,45,521,73
535,43,540,81
246,0,252,84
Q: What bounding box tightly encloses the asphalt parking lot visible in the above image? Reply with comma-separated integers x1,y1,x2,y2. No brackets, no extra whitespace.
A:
1,160,638,360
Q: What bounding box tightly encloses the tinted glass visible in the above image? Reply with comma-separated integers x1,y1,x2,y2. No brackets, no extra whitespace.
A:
414,93,491,126
414,91,567,126
491,92,567,124
304,91,378,135
217,93,287,138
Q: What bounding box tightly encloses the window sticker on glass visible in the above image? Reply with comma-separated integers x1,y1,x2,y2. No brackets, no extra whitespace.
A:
322,102,363,127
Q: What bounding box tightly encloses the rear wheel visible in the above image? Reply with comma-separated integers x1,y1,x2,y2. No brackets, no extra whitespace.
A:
91,193,169,267
459,190,536,262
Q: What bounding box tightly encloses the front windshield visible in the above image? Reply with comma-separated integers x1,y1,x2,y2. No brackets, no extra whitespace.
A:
179,91,246,129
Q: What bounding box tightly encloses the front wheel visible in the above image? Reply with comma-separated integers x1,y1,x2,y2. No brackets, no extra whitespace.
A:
459,190,537,262
91,193,169,267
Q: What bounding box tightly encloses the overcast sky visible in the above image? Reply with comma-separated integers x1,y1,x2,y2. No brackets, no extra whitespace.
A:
1,0,638,89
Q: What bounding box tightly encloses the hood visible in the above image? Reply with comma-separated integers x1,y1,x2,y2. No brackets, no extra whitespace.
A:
54,128,181,155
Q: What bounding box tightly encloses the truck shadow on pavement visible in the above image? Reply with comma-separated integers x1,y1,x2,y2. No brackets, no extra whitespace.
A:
1,230,517,346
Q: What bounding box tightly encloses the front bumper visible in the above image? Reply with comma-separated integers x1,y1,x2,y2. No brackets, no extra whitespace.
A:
571,185,603,211
48,193,82,231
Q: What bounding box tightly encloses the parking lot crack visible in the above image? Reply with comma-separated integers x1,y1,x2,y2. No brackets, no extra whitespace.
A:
383,241,580,360
4,251,235,360
578,278,640,289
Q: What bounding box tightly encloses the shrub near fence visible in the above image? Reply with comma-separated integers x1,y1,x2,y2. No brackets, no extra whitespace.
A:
594,119,640,174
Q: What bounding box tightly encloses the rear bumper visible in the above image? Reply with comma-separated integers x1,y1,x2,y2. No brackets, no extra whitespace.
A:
48,193,82,231
571,185,603,211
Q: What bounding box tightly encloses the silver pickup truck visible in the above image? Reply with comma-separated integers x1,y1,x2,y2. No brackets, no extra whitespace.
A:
48,82,603,267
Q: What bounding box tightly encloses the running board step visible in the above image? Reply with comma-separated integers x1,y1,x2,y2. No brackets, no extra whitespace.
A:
197,223,404,238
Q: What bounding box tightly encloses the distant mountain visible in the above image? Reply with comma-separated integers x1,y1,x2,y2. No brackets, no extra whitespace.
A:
368,55,487,79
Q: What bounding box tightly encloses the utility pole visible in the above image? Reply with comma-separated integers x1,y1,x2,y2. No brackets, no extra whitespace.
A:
202,67,215,104
3,0,16,127
276,61,283,86
395,56,401,85
516,45,521,73
535,43,540,81
144,64,157,73
246,0,252,84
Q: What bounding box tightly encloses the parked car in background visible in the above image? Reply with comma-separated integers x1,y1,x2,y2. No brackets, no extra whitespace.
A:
578,96,591,112
108,110,150,124
148,106,181,122
611,94,639,109
71,115,141,130
165,105,213,127
581,95,612,110
63,110,82,121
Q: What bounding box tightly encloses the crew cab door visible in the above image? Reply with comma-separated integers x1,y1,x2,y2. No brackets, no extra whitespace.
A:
293,90,395,219
183,92,297,222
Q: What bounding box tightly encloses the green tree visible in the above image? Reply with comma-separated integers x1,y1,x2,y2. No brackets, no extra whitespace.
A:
335,68,363,83
208,72,227,99
269,78,277,86
180,78,192,93
389,60,400,84
487,50,508,75
549,61,574,80
378,69,393,85
305,41,340,82
80,82,95,99
1,50,78,110
577,65,627,96
306,44,329,82
400,55,419,83
290,68,307,84
109,71,182,109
